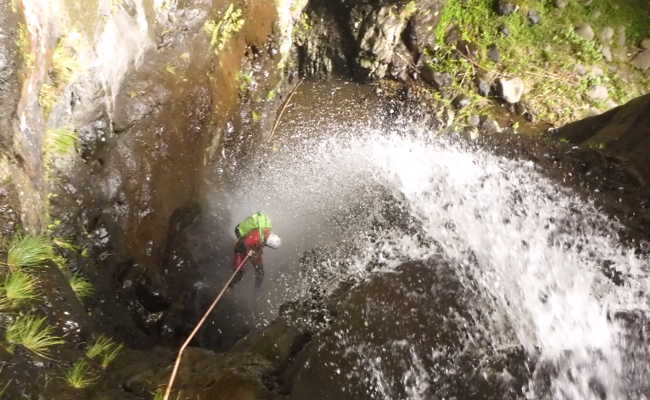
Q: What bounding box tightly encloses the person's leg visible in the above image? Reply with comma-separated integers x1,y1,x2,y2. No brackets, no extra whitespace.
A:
230,250,247,289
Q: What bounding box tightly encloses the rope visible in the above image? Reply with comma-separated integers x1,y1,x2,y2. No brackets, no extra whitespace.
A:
162,251,252,400
268,79,304,142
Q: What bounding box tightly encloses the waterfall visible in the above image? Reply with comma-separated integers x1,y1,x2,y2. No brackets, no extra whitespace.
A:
223,124,649,399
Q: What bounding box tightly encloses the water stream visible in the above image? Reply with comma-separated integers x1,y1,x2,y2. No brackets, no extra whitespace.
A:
224,120,649,399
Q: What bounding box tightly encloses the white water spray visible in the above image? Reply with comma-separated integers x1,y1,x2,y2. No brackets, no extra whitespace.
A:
224,124,649,399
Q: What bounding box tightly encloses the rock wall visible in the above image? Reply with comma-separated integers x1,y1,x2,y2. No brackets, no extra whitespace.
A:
295,0,444,81
556,93,650,186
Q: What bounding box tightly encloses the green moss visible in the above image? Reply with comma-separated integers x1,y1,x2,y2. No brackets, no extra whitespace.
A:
44,128,78,159
237,71,253,92
402,1,417,18
428,0,650,125
294,13,312,40
38,83,57,116
204,4,245,55
16,23,34,71
38,33,82,118
52,36,81,84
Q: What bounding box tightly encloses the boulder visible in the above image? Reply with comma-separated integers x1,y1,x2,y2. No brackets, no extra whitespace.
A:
612,46,629,62
555,93,650,184
575,23,595,41
115,347,275,400
631,49,650,71
528,10,541,25
601,45,612,62
285,261,529,400
453,95,471,109
356,5,410,80
481,118,503,134
422,69,453,91
496,0,516,15
554,0,568,8
616,26,627,47
599,26,615,44
498,77,525,104
477,78,492,97
487,44,500,62
642,38,650,50
586,85,609,102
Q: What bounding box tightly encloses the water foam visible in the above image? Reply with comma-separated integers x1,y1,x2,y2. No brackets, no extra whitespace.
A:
224,125,648,398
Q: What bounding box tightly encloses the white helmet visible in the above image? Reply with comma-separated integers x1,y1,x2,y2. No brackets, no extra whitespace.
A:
265,233,282,249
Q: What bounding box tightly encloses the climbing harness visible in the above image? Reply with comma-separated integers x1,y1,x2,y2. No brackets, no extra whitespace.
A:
162,251,252,400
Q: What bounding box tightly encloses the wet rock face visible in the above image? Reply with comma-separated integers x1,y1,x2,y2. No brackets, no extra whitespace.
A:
0,0,19,152
555,93,650,185
296,0,445,81
32,0,294,345
284,260,530,399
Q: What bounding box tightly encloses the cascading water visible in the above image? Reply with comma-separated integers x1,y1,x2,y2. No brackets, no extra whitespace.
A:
222,120,649,399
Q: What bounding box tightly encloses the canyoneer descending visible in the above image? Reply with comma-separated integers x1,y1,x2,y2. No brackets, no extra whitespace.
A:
230,211,282,291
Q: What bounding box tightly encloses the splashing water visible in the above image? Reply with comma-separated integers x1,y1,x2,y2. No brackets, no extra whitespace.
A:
224,125,649,399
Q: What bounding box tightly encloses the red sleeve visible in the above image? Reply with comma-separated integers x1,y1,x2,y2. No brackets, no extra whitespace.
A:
242,229,262,249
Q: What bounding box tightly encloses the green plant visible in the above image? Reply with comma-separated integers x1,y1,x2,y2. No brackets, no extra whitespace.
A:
204,4,245,54
16,23,34,70
0,270,39,308
53,238,79,252
39,83,58,116
238,71,253,92
7,235,54,269
44,128,78,157
402,0,417,18
69,274,94,300
52,36,81,84
153,387,184,400
65,359,97,389
86,335,123,369
5,315,64,358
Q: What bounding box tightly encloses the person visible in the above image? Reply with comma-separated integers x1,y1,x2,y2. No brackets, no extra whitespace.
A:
231,212,281,290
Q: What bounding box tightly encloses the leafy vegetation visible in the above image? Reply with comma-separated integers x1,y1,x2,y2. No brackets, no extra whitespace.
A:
69,274,94,300
5,314,64,358
0,270,39,309
44,128,78,158
39,33,82,118
428,0,650,126
153,387,185,400
7,235,54,269
204,4,245,55
65,359,97,389
16,23,34,72
86,335,123,369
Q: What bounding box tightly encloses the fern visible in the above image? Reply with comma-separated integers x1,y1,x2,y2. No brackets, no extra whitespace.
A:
1,270,39,308
69,274,94,300
7,235,54,269
65,359,97,389
5,314,64,358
